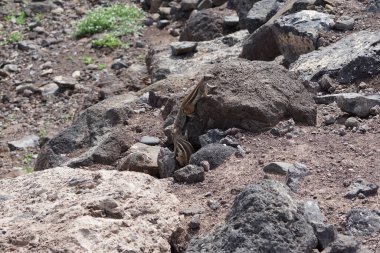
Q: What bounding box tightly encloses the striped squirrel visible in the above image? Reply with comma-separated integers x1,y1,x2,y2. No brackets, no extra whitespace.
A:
172,74,216,166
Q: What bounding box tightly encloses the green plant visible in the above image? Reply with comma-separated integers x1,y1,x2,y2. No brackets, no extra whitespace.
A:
2,31,23,45
82,56,93,65
97,63,106,70
33,13,44,23
92,34,122,49
16,11,26,25
38,128,47,138
23,153,34,166
74,4,144,38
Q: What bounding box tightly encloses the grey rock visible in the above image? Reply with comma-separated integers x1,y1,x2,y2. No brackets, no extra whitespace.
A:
368,0,380,12
303,200,324,224
181,0,199,11
323,115,336,125
198,129,226,147
346,208,380,236
270,118,295,136
146,30,248,82
174,165,205,183
111,59,130,70
272,10,335,63
189,215,201,229
53,76,76,89
312,223,337,250
180,206,205,215
345,117,359,128
245,0,281,33
17,41,39,51
180,10,224,41
157,20,170,29
195,59,316,133
224,15,239,27
170,42,198,56
290,30,380,84
370,105,380,115
319,74,336,92
263,162,294,175
3,64,19,72
140,136,160,145
8,135,40,151
286,162,311,191
40,83,59,95
207,199,221,210
189,144,236,169
344,179,379,199
314,93,380,117
219,136,239,147
197,0,212,9
26,2,54,14
35,94,137,171
157,148,176,178
15,83,40,94
117,143,160,177
335,16,354,31
186,180,317,253
322,234,371,253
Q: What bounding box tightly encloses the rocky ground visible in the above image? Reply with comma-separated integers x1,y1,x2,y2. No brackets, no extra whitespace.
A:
0,0,379,252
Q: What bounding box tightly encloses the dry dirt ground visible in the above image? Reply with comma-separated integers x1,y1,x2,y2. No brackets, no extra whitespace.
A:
0,0,379,252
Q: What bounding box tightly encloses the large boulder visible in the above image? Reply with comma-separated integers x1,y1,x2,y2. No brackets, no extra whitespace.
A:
0,167,181,252
272,10,334,63
290,30,380,83
186,180,318,252
35,94,137,170
193,58,317,133
179,10,224,41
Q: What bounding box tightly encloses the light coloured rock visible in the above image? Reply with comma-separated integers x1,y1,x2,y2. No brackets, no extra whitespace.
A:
7,135,39,150
0,167,181,253
53,75,77,89
117,143,161,177
170,41,198,56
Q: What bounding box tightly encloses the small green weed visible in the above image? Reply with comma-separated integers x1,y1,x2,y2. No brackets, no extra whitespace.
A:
33,13,44,23
97,63,106,70
92,34,122,49
38,128,47,138
74,4,143,38
82,56,93,65
2,31,23,45
4,11,26,25
23,153,34,166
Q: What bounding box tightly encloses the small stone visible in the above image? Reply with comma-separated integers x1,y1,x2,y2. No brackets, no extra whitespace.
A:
270,119,295,136
344,179,378,199
370,105,380,115
53,76,76,89
357,193,366,199
207,200,220,210
180,206,205,216
3,64,19,73
345,117,359,128
200,160,210,171
51,7,64,15
40,83,59,95
312,223,337,250
335,16,354,31
181,0,199,11
170,41,198,56
157,20,170,29
263,162,293,175
41,68,53,76
23,89,33,97
286,162,311,191
111,59,130,70
174,165,205,184
139,136,160,146
189,215,201,229
358,82,367,89
323,115,336,125
224,16,239,27
72,71,80,78
219,136,239,147
8,135,40,150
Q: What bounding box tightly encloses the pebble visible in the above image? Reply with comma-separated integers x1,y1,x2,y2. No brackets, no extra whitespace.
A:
139,136,160,146
188,215,201,229
345,117,359,128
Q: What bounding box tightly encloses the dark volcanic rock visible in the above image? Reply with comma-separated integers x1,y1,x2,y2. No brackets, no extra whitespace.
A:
189,144,236,169
195,59,317,133
186,180,317,253
180,10,224,41
286,162,311,191
244,0,282,33
346,209,380,236
344,179,379,199
322,234,372,253
290,30,380,83
157,147,177,178
173,165,205,183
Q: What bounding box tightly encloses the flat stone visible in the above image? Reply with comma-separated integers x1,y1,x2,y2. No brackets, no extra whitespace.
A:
139,136,160,145
170,42,198,56
181,0,199,11
8,135,40,150
263,162,294,175
180,206,205,216
3,64,19,72
224,15,239,26
335,15,354,31
53,75,76,89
